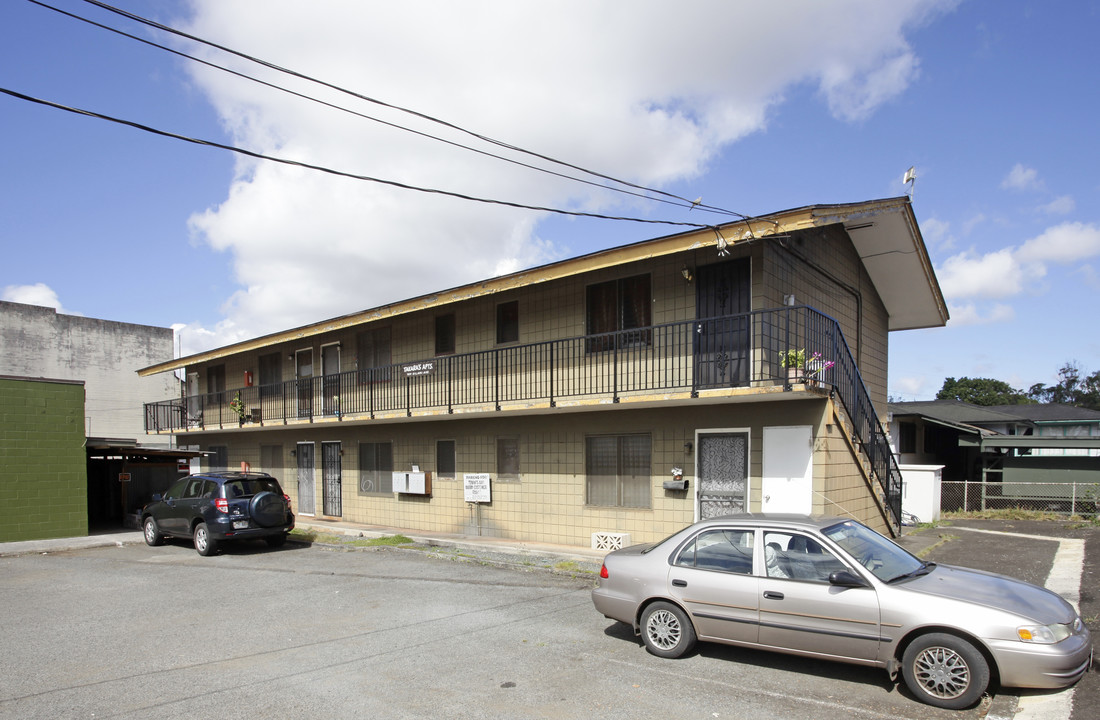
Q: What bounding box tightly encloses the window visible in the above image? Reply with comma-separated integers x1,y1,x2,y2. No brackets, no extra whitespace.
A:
496,301,519,344
436,439,456,479
359,442,393,494
260,445,283,474
763,532,846,582
675,529,754,574
207,364,226,403
258,353,282,392
585,274,651,352
586,434,651,508
497,437,519,479
435,314,456,355
898,421,916,454
207,445,228,472
357,327,392,382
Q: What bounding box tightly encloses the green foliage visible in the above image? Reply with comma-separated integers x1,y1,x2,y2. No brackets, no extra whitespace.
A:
936,376,1031,406
1026,362,1100,410
779,348,806,368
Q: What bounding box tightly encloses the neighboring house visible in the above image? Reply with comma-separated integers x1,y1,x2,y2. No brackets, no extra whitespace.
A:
140,197,948,547
0,302,192,534
0,301,178,443
0,377,87,542
889,400,1100,517
986,403,1100,457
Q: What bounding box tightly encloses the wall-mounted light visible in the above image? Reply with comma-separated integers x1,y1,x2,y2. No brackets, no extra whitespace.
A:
684,441,693,453
290,449,296,457
784,294,796,307
681,265,694,283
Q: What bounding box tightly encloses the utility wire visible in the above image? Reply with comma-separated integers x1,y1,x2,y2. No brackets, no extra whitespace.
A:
73,0,749,220
0,86,717,231
27,0,716,216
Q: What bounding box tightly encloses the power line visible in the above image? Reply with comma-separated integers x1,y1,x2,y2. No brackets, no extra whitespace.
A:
0,86,717,231
26,0,720,216
71,0,750,220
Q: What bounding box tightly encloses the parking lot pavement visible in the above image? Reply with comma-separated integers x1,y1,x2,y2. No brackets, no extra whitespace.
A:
0,541,981,720
1,517,1093,720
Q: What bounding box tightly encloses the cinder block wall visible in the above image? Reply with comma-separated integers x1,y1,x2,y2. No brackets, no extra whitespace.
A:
0,377,88,541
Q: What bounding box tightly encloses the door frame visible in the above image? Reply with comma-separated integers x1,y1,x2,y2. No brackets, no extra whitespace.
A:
693,428,751,522
296,442,316,516
321,342,341,416
321,440,343,518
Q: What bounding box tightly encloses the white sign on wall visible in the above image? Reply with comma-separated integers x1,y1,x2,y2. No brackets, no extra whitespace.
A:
464,473,491,503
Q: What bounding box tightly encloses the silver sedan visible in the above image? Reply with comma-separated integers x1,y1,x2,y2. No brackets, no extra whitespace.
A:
591,514,1093,709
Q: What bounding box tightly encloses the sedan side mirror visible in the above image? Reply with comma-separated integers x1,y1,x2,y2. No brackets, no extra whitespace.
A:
151,494,163,502
829,570,869,588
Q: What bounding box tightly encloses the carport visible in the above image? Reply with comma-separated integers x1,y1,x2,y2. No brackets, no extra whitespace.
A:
85,439,205,530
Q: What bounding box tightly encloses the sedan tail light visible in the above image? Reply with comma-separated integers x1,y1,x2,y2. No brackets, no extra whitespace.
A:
600,564,609,579
215,498,228,513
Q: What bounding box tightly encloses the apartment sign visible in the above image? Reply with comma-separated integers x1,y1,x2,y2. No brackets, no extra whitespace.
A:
402,361,435,377
463,473,491,503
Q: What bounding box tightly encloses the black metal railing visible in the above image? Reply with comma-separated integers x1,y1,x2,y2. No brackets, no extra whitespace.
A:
144,307,901,527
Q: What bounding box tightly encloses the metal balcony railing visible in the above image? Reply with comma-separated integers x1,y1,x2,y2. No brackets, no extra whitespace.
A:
144,307,902,527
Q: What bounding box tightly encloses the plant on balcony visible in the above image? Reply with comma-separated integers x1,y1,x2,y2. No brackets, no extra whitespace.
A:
779,348,806,369
229,392,247,423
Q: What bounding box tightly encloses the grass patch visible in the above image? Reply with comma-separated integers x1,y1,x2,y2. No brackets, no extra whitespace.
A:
942,509,1066,522
289,529,416,547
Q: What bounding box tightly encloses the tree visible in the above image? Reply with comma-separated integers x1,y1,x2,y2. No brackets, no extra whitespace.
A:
1027,362,1100,410
936,377,1031,406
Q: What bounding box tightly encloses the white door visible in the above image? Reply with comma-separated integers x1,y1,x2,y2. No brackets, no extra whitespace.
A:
761,426,813,514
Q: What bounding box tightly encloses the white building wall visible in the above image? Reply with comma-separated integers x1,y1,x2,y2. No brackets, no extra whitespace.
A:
0,301,177,443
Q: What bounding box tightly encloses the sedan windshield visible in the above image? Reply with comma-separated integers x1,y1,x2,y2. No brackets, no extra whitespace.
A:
822,520,925,583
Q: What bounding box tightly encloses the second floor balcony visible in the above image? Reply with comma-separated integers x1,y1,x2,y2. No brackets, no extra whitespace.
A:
146,306,850,433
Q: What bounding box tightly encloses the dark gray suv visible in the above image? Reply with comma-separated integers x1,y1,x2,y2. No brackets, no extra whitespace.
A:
141,472,295,556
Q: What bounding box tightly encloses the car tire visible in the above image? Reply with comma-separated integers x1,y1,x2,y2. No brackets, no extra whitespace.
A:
194,522,218,557
250,491,286,528
265,533,288,548
143,517,163,547
640,601,696,659
901,632,990,710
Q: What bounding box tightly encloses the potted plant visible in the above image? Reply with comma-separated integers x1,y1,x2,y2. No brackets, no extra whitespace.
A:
229,391,248,425
779,348,806,383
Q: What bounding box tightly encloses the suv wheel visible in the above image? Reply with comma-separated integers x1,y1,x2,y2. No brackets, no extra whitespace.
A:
143,517,163,547
194,522,218,556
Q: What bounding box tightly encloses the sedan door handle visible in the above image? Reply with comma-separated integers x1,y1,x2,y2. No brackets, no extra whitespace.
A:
763,591,784,600
672,579,687,588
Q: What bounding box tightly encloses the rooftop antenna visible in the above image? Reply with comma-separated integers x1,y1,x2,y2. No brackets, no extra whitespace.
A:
903,166,916,199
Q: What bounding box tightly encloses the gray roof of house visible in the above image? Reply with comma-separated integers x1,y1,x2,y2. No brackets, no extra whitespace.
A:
985,403,1100,423
888,400,1029,426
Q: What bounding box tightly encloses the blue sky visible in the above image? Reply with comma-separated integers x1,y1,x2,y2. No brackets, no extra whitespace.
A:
2,0,1097,400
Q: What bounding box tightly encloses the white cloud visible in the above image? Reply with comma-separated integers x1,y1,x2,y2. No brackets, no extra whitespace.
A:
174,0,957,349
1,283,70,313
1015,221,1100,265
1040,195,1075,215
936,248,1024,299
1001,163,1043,191
944,302,1015,326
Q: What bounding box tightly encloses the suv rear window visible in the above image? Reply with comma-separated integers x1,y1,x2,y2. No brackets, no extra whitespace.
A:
222,478,283,498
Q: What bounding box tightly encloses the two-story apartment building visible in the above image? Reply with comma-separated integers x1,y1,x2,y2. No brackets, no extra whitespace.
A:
140,197,947,547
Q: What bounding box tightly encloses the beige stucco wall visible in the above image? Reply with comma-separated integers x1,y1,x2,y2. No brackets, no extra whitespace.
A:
196,397,889,547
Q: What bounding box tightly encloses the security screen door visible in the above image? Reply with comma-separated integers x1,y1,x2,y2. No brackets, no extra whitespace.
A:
695,258,751,389
322,441,342,517
696,432,749,520
296,442,315,515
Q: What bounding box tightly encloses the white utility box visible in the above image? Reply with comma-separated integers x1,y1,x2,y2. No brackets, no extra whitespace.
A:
393,471,432,495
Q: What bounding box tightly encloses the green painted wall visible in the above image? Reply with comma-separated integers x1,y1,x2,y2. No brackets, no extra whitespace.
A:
0,377,88,541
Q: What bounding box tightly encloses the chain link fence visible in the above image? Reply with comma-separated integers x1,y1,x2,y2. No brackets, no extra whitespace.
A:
940,480,1100,517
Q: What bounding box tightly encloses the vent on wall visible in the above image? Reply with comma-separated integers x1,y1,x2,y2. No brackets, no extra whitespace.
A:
592,532,631,551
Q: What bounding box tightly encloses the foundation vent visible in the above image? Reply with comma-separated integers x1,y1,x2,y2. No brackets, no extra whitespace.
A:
592,532,631,551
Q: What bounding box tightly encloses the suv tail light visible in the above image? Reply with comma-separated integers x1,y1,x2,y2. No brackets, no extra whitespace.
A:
284,493,293,513
215,498,228,514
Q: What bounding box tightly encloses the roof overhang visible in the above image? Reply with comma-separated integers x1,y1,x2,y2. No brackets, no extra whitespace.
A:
959,436,1100,451
140,196,948,377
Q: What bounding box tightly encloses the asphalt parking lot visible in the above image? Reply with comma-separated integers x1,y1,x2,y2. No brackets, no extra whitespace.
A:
0,518,1093,720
